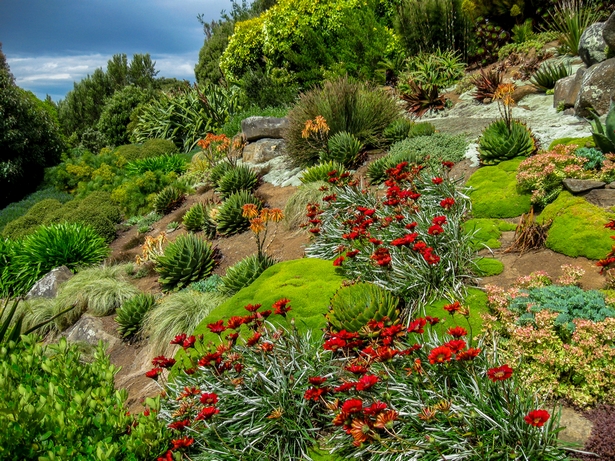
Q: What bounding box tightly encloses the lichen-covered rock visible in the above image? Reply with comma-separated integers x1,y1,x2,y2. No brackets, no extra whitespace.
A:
26,266,73,299
63,313,120,348
579,22,607,67
562,178,605,193
603,11,615,51
243,138,286,164
553,68,584,109
241,116,289,142
574,58,615,117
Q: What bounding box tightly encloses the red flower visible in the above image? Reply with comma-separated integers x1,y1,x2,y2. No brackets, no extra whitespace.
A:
364,401,388,415
422,248,440,265
171,436,194,450
333,255,345,266
456,348,481,360
170,333,187,345
447,326,468,337
334,382,356,392
605,220,615,230
322,194,337,202
244,303,262,312
371,248,392,267
407,317,426,334
260,342,274,352
440,197,455,209
444,339,466,354
308,376,328,386
273,298,291,317
428,224,444,235
432,177,443,185
487,364,514,382
432,215,447,226
346,249,360,258
145,367,163,380
152,356,176,369
200,392,219,405
304,387,328,401
341,398,363,414
524,409,550,427
158,450,174,461
405,222,418,230
198,351,221,367
369,237,383,245
443,301,461,315
391,232,418,247
413,241,427,252
226,332,239,344
168,418,191,431
355,374,379,391
346,364,369,375
246,332,261,347
442,161,455,169
425,316,441,325
309,228,321,234
207,320,226,335
323,337,347,351
428,346,453,364
226,316,245,330
182,335,196,349
195,406,220,421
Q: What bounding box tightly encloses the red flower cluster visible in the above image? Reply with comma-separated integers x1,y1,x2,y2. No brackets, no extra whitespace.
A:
487,364,514,382
371,247,392,267
524,409,550,427
332,398,399,446
440,197,455,209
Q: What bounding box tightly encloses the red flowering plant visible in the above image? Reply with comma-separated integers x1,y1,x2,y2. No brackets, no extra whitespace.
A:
304,314,565,459
305,161,477,307
155,298,337,461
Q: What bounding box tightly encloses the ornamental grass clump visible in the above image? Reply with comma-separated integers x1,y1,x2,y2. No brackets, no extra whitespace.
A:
305,161,476,308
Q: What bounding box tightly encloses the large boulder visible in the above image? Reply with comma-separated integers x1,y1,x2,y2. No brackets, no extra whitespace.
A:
579,22,607,67
603,11,615,51
574,58,615,117
243,138,286,164
63,314,120,349
241,116,289,142
26,266,73,299
553,67,585,109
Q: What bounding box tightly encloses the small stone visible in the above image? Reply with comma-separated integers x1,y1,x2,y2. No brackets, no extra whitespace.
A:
584,188,615,208
553,68,585,109
241,117,289,142
63,314,121,349
563,178,605,193
26,266,73,299
607,181,615,189
483,98,492,104
558,407,593,446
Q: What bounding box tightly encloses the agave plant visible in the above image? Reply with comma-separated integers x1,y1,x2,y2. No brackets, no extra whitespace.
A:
219,254,277,296
530,61,572,91
209,161,235,188
471,68,503,102
154,234,216,291
326,282,400,333
183,203,206,232
478,119,538,165
153,186,186,215
216,165,259,199
409,122,436,138
299,161,348,184
115,292,157,340
383,119,414,144
400,81,446,117
588,101,615,154
216,191,263,236
321,131,364,167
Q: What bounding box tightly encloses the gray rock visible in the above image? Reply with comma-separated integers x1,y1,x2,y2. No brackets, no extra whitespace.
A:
603,11,615,51
579,22,607,67
241,116,289,142
558,407,593,446
562,178,605,193
607,181,615,189
243,138,286,164
553,67,585,109
63,314,120,349
584,188,615,208
574,58,615,117
26,266,73,299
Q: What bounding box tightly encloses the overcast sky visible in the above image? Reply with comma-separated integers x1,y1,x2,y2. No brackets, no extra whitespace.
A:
0,0,230,101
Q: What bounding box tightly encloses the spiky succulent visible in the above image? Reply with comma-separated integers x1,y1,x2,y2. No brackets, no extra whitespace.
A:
589,101,615,155
383,119,414,144
321,131,363,167
219,254,276,296
530,61,571,91
478,120,537,165
216,191,263,236
300,161,347,184
153,186,185,215
183,203,206,232
115,293,156,339
326,282,400,333
209,161,235,188
216,165,259,199
409,122,436,138
154,234,216,291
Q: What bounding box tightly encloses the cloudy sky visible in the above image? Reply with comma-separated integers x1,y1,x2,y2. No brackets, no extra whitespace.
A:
0,0,229,101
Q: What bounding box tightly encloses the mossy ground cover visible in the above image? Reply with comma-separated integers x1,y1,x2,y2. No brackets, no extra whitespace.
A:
538,191,615,260
466,158,532,218
474,257,505,276
548,136,594,150
464,218,517,250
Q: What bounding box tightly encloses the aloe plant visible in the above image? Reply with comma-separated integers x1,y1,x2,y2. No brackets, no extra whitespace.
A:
589,101,615,154
478,119,537,165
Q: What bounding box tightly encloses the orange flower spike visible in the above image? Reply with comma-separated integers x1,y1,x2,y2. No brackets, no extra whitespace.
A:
268,208,284,223
242,203,259,219
259,208,270,222
373,410,399,430
250,217,266,234
314,115,329,133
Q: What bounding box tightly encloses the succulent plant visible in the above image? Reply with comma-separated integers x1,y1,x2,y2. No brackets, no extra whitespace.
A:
588,101,615,155
153,186,185,215
216,164,259,199
478,119,538,165
154,234,216,291
400,81,446,117
409,122,436,138
300,161,348,184
209,161,234,187
216,191,263,236
115,293,156,339
471,68,503,102
183,202,206,232
326,282,400,333
219,253,276,296
321,131,364,167
530,61,571,91
384,119,414,144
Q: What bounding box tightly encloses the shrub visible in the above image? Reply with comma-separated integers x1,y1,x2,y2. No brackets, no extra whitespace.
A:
471,68,503,102
216,191,263,236
400,50,466,92
216,164,259,199
322,131,363,167
0,335,171,459
479,119,538,165
327,282,400,333
126,154,187,175
383,118,415,144
0,188,72,234
115,143,146,162
467,158,532,218
219,253,276,296
285,78,402,166
1,198,63,239
283,181,330,230
154,234,216,291
187,274,223,293
116,292,157,340
153,185,186,215
143,290,228,355
208,161,235,188
97,85,152,146
299,161,348,184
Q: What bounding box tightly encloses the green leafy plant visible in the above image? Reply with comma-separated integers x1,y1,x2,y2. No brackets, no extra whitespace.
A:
588,101,615,154
154,234,217,291
299,161,348,184
219,253,277,296
322,131,363,167
216,191,263,236
511,19,535,44
401,50,466,92
187,274,223,293
383,119,415,144
166,221,179,232
471,16,510,66
409,121,437,138
479,119,538,165
115,292,157,339
208,160,235,188
575,146,606,170
126,154,187,175
471,68,503,103
153,185,186,215
216,164,259,199
0,187,72,234
530,61,572,91
327,282,400,333
546,0,602,56
183,202,207,232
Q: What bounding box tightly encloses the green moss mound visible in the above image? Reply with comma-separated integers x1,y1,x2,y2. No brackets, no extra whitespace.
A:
466,158,532,218
538,191,615,260
424,288,489,338
463,218,516,250
474,258,505,276
548,136,594,150
193,258,345,341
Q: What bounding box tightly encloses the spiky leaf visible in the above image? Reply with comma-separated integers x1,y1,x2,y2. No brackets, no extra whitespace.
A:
478,120,537,165
220,254,276,296
216,165,259,199
183,203,206,232
116,293,156,339
153,186,185,215
216,191,263,236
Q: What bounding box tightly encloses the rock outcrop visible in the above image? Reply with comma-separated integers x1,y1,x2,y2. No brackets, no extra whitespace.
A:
574,58,615,117
241,116,289,142
579,22,607,67
26,266,73,299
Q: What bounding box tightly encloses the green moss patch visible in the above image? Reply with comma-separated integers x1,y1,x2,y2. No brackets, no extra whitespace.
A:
538,191,615,260
466,158,532,218
548,136,594,151
424,288,489,339
463,218,517,250
474,258,505,277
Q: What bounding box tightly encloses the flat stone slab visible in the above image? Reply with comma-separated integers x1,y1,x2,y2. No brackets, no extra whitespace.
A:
63,314,120,349
558,406,593,446
584,188,615,208
241,116,289,142
563,178,606,193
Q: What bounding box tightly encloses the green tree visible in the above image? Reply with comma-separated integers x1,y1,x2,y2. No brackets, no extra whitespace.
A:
97,85,152,146
0,44,64,208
